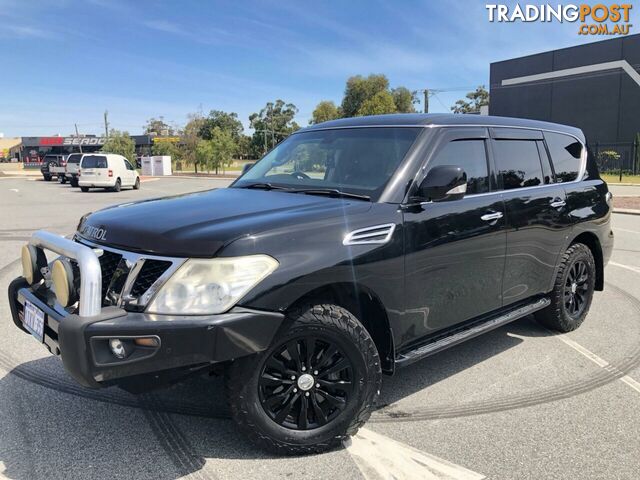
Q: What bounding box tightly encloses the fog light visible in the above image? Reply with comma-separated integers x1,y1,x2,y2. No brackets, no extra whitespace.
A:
21,245,46,285
51,258,77,307
109,339,127,359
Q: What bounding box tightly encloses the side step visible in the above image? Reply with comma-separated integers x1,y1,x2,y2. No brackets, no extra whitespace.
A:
395,297,550,368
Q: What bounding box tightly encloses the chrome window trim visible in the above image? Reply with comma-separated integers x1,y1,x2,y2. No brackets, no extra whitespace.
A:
75,237,186,309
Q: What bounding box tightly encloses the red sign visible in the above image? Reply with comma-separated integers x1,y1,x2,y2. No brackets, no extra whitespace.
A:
39,137,64,145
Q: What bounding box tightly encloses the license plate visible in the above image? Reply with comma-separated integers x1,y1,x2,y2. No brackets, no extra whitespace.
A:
23,301,45,343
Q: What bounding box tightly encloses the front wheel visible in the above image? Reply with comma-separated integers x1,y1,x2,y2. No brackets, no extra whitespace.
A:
225,304,381,455
133,177,140,190
80,186,89,192
112,178,121,192
535,243,596,332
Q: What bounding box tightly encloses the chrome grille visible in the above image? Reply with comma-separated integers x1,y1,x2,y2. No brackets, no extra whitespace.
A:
130,260,172,297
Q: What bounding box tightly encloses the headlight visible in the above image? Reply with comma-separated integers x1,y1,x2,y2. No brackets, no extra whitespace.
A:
146,255,278,315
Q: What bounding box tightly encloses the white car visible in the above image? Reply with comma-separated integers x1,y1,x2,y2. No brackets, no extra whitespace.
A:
78,153,140,192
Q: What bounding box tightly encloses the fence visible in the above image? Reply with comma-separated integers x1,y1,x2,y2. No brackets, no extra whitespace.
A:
592,140,639,180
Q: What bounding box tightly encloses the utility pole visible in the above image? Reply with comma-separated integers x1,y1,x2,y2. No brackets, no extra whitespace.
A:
424,89,429,114
75,123,83,153
103,110,109,138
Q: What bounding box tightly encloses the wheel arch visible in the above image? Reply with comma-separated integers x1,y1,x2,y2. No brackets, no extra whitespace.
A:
286,282,395,374
570,232,604,291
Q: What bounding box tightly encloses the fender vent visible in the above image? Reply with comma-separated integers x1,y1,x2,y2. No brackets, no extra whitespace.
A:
343,223,396,246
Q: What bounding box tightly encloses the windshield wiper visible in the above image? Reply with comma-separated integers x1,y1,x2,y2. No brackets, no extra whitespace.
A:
239,182,291,191
291,188,371,201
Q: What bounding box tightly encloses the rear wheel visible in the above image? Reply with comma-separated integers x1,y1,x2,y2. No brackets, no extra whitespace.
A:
225,304,381,455
112,178,121,192
58,175,66,184
80,186,89,192
535,243,596,332
43,175,51,181
70,177,78,187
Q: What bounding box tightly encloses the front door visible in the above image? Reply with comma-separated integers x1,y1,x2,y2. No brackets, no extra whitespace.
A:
400,128,507,349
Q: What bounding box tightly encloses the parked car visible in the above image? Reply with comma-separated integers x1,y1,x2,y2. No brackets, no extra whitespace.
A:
8,114,613,454
40,154,67,181
63,153,84,187
77,153,140,192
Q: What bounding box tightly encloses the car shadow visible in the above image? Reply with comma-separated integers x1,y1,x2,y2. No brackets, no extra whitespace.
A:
0,315,552,479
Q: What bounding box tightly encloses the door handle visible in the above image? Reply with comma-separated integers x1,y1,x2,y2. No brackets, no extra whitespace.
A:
550,199,566,208
481,212,503,222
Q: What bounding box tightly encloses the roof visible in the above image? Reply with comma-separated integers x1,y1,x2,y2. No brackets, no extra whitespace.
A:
302,113,584,139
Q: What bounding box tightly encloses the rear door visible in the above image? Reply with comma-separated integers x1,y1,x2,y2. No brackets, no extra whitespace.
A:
402,127,507,343
491,128,571,306
81,155,108,182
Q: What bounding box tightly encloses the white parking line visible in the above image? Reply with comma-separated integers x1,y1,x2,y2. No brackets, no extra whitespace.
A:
345,427,485,480
553,335,640,394
614,227,640,235
609,262,640,275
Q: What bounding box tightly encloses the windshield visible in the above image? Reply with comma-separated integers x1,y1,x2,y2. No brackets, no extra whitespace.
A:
233,127,421,201
81,155,107,168
67,154,82,164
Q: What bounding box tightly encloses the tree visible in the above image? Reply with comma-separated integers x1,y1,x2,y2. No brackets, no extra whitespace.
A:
392,87,417,113
357,90,397,116
195,139,214,174
144,117,174,136
249,99,300,156
341,74,389,117
101,130,136,163
199,110,244,140
152,141,182,168
209,127,238,174
310,101,341,125
451,86,490,114
181,113,206,173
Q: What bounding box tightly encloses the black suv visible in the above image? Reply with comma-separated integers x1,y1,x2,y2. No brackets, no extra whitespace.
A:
8,114,613,454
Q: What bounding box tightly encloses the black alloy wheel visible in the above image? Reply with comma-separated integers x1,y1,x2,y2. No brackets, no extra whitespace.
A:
258,336,353,430
564,259,589,318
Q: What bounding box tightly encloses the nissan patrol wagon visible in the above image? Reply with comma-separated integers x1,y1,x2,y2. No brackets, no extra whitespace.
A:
8,114,613,454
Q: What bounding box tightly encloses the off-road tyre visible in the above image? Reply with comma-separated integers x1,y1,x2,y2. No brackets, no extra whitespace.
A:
112,178,121,192
535,243,596,332
225,304,381,455
80,187,89,192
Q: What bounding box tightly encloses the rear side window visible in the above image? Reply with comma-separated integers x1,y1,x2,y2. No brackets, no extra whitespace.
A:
81,155,108,168
427,139,490,194
544,132,583,182
67,154,82,164
493,140,544,190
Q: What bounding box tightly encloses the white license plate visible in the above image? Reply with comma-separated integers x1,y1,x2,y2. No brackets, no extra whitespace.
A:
23,301,45,343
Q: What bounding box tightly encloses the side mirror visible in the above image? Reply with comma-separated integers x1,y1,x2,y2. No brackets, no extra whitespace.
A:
413,165,467,202
241,163,255,175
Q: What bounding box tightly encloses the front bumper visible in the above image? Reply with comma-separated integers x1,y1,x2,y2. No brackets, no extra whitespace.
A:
9,277,283,388
8,231,284,390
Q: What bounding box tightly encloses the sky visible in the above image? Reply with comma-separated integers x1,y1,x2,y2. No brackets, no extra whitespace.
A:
0,0,637,137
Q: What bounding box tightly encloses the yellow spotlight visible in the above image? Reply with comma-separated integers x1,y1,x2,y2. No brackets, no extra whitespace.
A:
52,258,77,307
21,245,46,285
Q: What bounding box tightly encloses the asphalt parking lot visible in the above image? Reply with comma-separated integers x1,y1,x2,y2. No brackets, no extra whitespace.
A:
0,177,639,480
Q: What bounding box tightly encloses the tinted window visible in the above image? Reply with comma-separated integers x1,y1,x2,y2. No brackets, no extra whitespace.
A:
536,141,553,184
67,154,82,164
427,139,489,194
81,155,108,169
493,140,543,190
545,132,583,182
124,159,134,170
235,128,421,201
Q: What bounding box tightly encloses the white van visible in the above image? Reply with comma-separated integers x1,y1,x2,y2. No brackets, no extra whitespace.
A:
78,154,140,192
